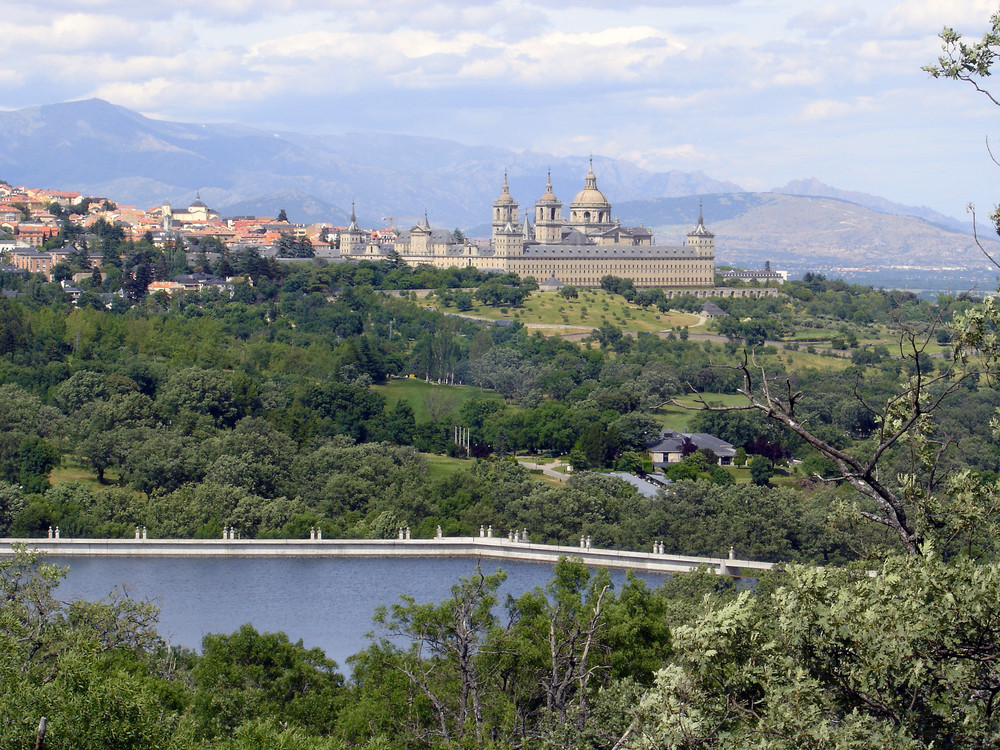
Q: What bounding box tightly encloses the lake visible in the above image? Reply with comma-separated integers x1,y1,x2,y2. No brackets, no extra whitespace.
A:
52,556,668,668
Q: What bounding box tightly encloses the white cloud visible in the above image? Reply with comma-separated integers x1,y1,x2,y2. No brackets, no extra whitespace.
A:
617,144,705,170
788,2,865,36
0,13,147,54
880,0,997,37
799,96,875,122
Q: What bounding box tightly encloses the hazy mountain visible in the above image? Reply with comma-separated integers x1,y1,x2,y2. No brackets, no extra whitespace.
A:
220,190,350,224
1,99,993,286
774,178,971,234
0,99,739,227
620,193,1000,289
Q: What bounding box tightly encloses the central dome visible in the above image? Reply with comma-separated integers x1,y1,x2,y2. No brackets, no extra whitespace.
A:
571,164,610,208
571,185,610,207
568,161,613,227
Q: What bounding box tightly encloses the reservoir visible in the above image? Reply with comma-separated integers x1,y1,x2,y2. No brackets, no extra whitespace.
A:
52,556,669,668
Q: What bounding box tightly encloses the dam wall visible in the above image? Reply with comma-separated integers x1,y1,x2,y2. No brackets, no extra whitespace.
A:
0,537,773,577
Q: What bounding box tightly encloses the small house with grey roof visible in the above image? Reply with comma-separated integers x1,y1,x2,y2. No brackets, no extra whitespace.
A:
647,429,736,467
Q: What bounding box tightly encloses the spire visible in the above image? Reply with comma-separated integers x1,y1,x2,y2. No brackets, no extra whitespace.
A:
494,170,516,207
584,156,598,190
348,200,359,230
538,169,559,203
687,200,714,238
422,210,430,229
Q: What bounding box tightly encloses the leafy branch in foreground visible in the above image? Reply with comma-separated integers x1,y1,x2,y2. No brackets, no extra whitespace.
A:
923,11,1000,107
926,13,1000,259
679,318,990,556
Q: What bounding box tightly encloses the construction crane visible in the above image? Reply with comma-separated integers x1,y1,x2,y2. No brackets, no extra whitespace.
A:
381,215,420,230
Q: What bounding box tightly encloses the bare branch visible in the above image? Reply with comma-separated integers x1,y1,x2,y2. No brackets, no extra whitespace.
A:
969,204,1000,271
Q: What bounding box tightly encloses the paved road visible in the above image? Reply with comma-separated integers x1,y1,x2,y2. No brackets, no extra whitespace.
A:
516,459,569,482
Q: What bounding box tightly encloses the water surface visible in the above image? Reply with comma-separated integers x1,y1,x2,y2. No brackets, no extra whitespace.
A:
53,556,666,668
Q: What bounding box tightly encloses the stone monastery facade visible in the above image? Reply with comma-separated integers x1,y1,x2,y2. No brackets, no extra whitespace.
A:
391,163,715,288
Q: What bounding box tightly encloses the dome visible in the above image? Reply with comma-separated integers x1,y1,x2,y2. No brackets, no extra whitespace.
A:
494,172,516,205
571,186,610,207
537,171,559,204
570,163,610,209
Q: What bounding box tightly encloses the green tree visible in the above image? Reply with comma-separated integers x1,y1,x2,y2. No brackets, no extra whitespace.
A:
0,482,25,535
500,558,670,744
192,624,345,739
368,567,508,747
156,367,242,431
748,455,773,487
18,436,60,494
633,553,1000,749
559,284,579,300
0,547,176,750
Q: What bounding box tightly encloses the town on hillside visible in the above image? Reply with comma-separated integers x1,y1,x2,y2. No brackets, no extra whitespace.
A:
0,175,785,305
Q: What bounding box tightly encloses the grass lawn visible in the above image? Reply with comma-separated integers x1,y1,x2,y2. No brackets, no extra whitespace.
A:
654,392,748,432
764,348,855,372
730,467,752,484
785,328,838,341
429,289,701,334
375,378,503,423
50,458,106,488
421,453,473,481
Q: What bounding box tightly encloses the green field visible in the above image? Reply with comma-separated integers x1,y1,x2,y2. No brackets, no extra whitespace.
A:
421,453,472,480
765,348,855,372
50,462,104,487
653,392,748,432
374,378,503,423
429,289,702,334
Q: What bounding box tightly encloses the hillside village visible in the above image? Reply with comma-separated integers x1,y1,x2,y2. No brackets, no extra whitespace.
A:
0,183,387,282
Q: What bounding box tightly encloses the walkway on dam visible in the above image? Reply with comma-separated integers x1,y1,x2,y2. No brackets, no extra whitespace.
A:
0,536,772,577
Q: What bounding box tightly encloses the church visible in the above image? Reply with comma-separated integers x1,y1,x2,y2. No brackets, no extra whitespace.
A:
391,163,715,289
153,194,220,228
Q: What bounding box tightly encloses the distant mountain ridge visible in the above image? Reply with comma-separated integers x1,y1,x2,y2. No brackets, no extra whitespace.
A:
618,193,1000,285
0,99,993,284
773,178,970,234
0,99,738,228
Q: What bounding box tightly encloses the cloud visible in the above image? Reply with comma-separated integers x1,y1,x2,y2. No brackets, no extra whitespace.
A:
788,3,865,36
616,144,705,170
530,0,735,7
0,13,147,55
880,0,998,37
799,97,875,122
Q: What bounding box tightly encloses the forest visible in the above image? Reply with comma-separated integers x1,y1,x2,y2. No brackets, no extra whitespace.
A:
4,225,1000,747
2,251,985,560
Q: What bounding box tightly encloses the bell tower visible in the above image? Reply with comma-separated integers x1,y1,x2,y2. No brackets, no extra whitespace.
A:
492,172,518,238
534,171,563,245
492,171,524,257
686,203,715,258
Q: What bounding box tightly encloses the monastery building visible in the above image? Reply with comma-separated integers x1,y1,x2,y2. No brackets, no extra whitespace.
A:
391,163,715,288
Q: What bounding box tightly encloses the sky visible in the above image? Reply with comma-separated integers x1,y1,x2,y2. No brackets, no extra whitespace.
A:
2,0,999,221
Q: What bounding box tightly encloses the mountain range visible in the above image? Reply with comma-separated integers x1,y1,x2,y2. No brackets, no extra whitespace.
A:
1,99,997,288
